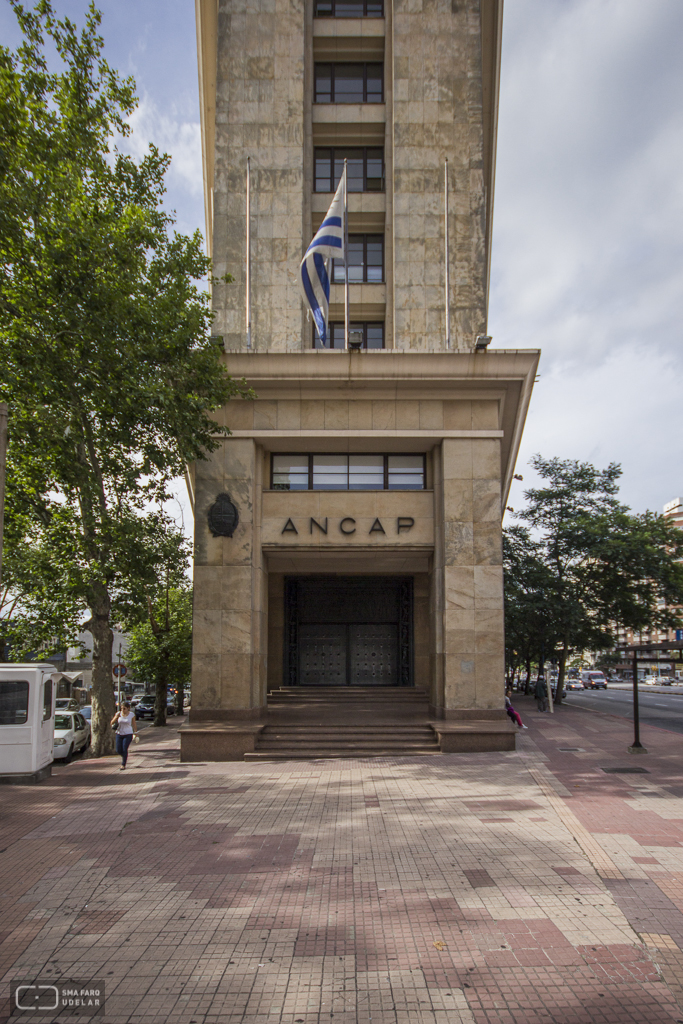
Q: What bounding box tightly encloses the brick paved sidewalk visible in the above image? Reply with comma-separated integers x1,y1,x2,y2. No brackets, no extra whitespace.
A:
0,704,682,1024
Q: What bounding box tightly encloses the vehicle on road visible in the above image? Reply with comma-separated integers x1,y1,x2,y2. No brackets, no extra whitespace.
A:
55,697,80,712
565,680,584,691
79,706,92,720
133,698,155,719
53,711,90,762
581,671,607,689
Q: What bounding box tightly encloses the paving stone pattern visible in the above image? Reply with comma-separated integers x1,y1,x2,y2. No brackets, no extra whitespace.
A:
0,705,682,1023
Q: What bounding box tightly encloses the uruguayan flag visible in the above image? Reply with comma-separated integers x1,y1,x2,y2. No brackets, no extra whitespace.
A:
299,171,345,347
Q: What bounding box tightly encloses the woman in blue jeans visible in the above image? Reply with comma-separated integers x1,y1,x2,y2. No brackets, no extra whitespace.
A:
111,702,138,769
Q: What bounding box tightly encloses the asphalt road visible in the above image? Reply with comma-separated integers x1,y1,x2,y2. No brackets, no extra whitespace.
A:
563,687,683,736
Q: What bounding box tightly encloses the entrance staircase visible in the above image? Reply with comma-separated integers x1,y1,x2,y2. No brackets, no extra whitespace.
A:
244,686,440,761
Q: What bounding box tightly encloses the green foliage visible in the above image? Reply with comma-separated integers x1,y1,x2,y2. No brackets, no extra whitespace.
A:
126,586,192,697
505,455,683,701
0,1,251,753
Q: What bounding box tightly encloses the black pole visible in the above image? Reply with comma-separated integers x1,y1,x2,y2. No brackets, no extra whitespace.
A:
629,653,647,753
632,654,640,747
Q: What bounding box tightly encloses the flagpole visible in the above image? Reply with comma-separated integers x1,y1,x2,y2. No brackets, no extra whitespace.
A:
246,157,252,350
344,159,349,351
444,159,451,350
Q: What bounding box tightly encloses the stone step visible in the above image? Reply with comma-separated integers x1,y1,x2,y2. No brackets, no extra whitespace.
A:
244,749,441,761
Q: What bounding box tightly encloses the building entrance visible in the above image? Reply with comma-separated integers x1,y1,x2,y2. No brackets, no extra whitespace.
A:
284,576,413,686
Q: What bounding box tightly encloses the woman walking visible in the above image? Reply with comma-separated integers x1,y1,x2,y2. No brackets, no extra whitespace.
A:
111,702,138,770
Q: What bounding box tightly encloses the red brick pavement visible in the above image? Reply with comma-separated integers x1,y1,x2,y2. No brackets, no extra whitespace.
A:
0,710,681,1023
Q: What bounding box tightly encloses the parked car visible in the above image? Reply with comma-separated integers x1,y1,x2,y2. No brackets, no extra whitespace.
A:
79,705,92,720
565,680,584,691
53,712,90,761
134,698,155,719
55,697,80,712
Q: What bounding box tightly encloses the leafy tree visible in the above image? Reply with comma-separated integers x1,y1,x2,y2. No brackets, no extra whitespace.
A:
512,456,683,704
0,2,250,755
125,586,192,725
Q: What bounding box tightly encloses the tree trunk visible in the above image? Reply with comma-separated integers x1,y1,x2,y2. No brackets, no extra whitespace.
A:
154,645,168,727
554,645,568,706
524,655,532,694
89,590,115,757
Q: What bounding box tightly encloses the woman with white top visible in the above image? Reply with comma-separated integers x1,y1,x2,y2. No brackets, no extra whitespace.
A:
111,702,138,770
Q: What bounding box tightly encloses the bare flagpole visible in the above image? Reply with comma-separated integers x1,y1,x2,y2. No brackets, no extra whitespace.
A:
444,159,451,350
246,157,252,350
344,159,349,351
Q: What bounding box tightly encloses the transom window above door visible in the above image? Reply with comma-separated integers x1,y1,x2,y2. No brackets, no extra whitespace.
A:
315,148,384,193
314,0,383,17
314,63,383,104
271,454,425,491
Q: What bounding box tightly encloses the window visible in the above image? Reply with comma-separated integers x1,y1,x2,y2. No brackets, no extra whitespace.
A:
42,679,52,721
272,455,310,491
0,681,29,725
314,148,384,193
314,0,383,16
314,63,383,104
315,322,384,350
333,235,383,284
271,454,425,490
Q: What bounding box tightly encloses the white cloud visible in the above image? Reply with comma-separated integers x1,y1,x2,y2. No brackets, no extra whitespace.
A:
123,96,203,199
491,0,683,511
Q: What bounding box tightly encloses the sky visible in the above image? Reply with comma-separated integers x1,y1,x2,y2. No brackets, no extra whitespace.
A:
2,0,682,526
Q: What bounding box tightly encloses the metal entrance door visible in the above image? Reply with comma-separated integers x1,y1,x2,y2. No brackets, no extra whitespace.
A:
349,625,397,685
299,625,347,685
286,576,413,686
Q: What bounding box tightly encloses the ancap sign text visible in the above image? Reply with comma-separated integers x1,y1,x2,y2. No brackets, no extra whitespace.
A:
281,517,415,536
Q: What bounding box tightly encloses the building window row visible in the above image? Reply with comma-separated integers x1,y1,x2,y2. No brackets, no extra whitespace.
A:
315,322,384,349
315,147,384,193
314,0,383,17
331,233,383,283
314,63,383,104
271,454,425,491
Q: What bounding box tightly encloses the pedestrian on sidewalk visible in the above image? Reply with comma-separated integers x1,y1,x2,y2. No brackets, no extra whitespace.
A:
111,702,138,770
505,695,528,729
534,675,548,712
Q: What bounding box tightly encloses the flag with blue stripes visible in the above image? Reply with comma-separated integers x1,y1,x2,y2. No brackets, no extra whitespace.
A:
299,171,345,347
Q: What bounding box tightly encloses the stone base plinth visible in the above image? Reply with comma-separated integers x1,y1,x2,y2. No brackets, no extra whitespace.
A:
0,765,52,785
180,723,265,762
432,720,516,753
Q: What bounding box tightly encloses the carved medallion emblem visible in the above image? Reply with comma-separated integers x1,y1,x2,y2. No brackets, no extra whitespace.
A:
207,493,239,538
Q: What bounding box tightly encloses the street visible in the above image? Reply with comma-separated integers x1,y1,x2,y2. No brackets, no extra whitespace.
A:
564,686,683,735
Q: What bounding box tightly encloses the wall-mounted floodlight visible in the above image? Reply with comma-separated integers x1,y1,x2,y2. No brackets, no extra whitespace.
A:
475,335,492,351
348,329,364,351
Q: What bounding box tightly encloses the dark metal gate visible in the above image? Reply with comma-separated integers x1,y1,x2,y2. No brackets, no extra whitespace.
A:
285,576,412,686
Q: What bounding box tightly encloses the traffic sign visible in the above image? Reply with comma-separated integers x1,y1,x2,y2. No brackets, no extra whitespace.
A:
112,663,128,677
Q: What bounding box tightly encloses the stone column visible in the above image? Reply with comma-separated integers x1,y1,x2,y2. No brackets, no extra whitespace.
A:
191,438,265,721
431,437,505,719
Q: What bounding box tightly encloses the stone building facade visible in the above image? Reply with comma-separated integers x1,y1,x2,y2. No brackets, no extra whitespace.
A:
184,0,539,760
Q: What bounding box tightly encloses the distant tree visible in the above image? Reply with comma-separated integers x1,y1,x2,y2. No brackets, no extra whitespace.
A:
513,456,683,704
0,2,250,755
126,586,192,725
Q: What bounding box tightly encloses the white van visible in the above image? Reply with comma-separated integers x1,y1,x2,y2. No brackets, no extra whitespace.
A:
580,670,607,689
0,664,55,783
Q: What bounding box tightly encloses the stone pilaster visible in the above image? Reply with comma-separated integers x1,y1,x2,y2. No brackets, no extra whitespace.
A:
431,437,505,719
191,438,265,721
